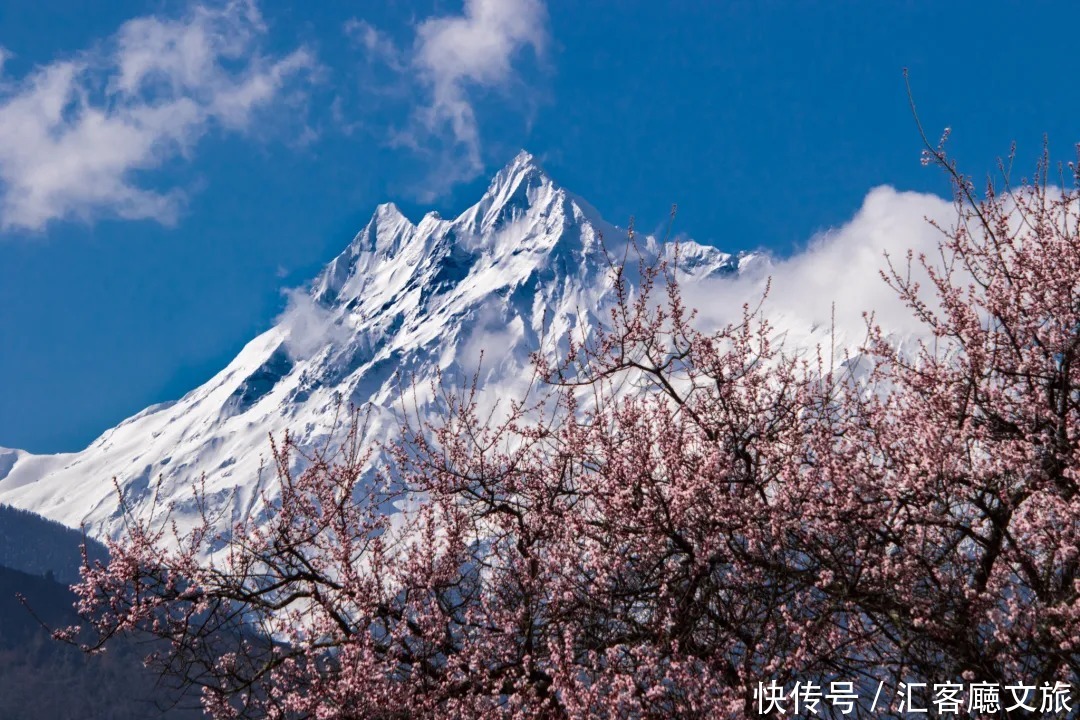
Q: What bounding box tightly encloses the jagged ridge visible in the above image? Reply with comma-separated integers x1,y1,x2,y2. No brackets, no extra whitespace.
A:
0,151,748,540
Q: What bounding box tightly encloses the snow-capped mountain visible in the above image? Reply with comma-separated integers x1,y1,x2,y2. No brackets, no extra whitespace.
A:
0,152,757,541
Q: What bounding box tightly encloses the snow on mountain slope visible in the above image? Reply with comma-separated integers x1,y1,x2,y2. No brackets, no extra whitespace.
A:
0,152,752,541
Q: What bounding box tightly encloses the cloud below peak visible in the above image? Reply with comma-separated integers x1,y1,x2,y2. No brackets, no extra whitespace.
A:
0,0,316,232
681,185,956,356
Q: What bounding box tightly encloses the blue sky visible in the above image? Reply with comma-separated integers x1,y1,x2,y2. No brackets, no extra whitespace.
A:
2,0,1079,453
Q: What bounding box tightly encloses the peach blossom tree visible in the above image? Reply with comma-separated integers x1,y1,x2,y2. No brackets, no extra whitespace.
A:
64,135,1080,718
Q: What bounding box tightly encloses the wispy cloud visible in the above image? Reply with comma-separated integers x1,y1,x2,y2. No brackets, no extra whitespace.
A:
0,0,316,232
347,0,549,198
276,288,352,362
343,19,405,73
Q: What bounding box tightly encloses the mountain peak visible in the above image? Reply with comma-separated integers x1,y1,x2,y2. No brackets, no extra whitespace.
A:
457,150,563,234
373,201,408,222
0,150,760,543
487,150,552,194
506,148,542,173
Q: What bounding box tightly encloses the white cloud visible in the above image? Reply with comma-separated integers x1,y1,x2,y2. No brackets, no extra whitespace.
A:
681,186,957,355
412,0,547,166
459,304,525,376
344,19,405,73
348,0,548,197
276,289,352,362
0,0,315,231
